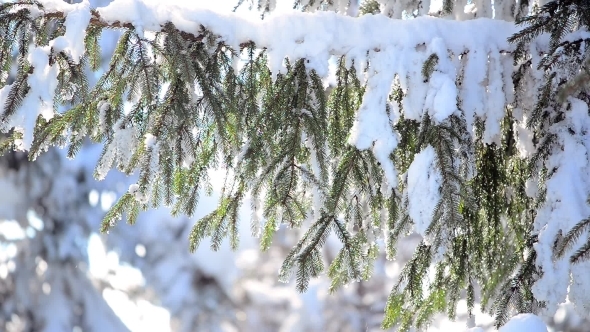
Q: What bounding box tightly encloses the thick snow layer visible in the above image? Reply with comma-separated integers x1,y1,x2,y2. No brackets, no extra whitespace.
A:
49,0,91,62
498,314,548,332
96,1,516,57
406,145,442,237
352,49,400,189
532,98,590,317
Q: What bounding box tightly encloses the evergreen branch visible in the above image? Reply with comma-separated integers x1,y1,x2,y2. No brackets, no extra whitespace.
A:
421,54,439,82
491,245,537,328
2,62,30,122
555,218,590,258
100,193,135,233
328,218,362,292
570,239,590,264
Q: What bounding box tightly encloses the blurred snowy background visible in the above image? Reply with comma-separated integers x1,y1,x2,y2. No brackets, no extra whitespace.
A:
0,0,589,331
2,146,587,332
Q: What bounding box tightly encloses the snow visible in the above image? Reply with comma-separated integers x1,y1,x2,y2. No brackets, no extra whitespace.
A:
98,100,111,133
482,49,505,145
532,97,590,317
570,261,590,317
49,0,91,63
427,72,458,122
513,113,536,158
498,314,547,332
406,145,442,237
128,183,139,194
524,178,538,198
143,133,157,149
33,0,81,13
351,49,400,189
425,38,458,122
96,122,139,180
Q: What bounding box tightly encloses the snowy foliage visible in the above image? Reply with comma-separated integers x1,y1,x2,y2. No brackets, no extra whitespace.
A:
1,0,590,330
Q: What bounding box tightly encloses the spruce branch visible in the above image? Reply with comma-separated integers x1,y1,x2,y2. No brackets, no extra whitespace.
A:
555,218,590,260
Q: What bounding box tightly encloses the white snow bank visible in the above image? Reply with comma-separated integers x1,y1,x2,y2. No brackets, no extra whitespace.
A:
498,314,547,332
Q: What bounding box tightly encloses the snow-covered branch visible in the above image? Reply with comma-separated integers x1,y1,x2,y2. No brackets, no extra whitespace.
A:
27,0,518,75
3,0,590,330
